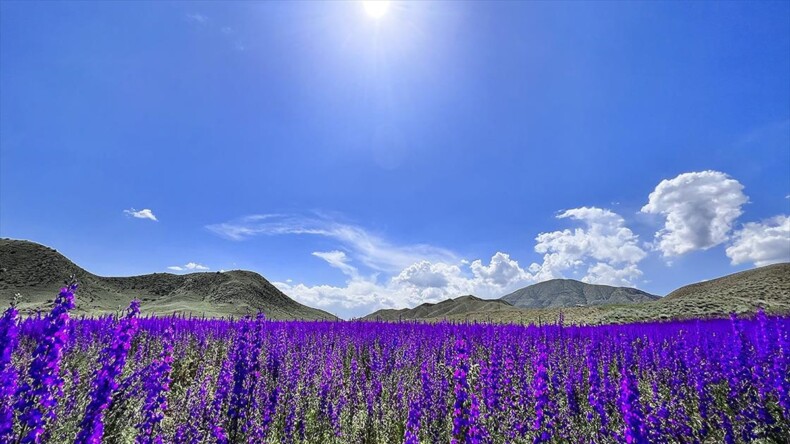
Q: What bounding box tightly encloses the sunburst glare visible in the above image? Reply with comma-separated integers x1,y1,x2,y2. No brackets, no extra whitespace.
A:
362,1,390,19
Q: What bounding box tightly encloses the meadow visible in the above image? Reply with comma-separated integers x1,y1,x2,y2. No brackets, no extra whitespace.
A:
1,284,788,443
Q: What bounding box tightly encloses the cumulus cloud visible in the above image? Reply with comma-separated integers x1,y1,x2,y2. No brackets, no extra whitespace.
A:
393,261,457,289
168,262,210,272
274,252,537,319
212,210,653,317
469,252,532,287
124,208,158,222
583,263,643,287
726,215,790,267
206,214,456,272
274,278,396,315
641,171,748,256
530,207,647,286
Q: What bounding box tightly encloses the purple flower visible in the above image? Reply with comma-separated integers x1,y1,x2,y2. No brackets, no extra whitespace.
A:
618,347,645,444
403,399,421,444
0,305,20,440
531,345,552,444
450,338,483,444
136,327,174,444
207,344,236,441
75,300,140,444
14,283,76,443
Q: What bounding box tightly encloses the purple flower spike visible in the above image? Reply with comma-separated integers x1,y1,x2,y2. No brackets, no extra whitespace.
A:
403,399,421,444
75,299,141,444
0,305,20,440
14,283,77,444
136,327,174,444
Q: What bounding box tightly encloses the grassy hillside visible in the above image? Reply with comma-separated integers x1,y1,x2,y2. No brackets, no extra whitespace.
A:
0,239,336,320
361,295,514,321
361,264,790,325
450,263,790,325
502,278,659,308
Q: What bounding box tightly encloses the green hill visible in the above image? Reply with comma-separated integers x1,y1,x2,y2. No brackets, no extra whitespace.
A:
362,295,514,321
501,279,659,309
361,264,790,324
0,238,336,320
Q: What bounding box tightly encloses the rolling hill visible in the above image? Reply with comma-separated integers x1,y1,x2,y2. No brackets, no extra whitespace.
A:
664,262,790,301
3,238,787,324
501,279,659,309
363,279,660,322
362,264,790,324
0,239,336,320
362,295,514,321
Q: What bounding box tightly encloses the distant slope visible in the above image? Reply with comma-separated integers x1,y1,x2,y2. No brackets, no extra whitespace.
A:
664,262,790,301
361,295,514,321
502,279,659,309
450,264,790,325
362,264,790,324
0,239,336,320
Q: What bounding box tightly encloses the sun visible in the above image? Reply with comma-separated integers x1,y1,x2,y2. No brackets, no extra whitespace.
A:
362,1,390,19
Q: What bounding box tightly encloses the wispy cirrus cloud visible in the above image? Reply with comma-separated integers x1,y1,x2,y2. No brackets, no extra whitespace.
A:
123,208,158,222
185,13,208,25
210,168,781,318
312,251,359,278
183,12,246,51
206,214,457,273
209,209,649,318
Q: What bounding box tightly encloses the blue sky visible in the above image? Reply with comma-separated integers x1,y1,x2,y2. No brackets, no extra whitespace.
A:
1,1,789,318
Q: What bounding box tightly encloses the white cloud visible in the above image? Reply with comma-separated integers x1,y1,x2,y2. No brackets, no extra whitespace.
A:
214,210,653,317
583,263,643,287
124,208,158,222
726,215,790,267
641,171,748,256
274,278,395,315
530,207,647,286
273,252,537,319
168,262,209,272
186,13,207,24
393,261,460,289
312,251,358,278
469,252,532,287
206,214,456,272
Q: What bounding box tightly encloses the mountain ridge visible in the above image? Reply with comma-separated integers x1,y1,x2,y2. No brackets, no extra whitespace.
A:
362,264,790,324
361,295,514,321
0,238,336,320
501,278,660,309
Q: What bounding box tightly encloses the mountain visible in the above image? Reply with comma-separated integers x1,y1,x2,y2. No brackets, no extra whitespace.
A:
361,295,514,321
0,239,336,320
451,264,790,325
501,279,660,309
362,264,790,324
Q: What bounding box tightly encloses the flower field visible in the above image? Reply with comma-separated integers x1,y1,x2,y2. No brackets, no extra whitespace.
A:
1,284,788,443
